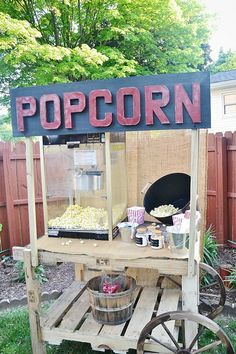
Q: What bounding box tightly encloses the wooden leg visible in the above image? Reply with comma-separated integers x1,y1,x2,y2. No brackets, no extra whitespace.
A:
182,265,199,348
125,268,159,287
74,263,84,281
23,249,46,354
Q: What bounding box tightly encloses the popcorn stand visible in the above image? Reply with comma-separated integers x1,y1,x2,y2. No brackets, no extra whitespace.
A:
11,72,234,353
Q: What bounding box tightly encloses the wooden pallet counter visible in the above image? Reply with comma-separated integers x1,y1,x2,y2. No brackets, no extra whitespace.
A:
40,281,181,353
14,233,201,275
38,236,192,274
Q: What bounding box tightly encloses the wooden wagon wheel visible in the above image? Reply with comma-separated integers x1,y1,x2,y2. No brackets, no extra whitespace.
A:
137,311,234,354
164,262,226,319
198,262,226,319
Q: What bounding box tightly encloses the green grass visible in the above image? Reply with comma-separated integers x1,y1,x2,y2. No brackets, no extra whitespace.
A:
199,317,236,353
0,307,32,354
0,307,235,354
0,307,113,354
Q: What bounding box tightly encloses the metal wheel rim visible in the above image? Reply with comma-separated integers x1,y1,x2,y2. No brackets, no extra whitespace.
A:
137,311,234,354
199,262,226,319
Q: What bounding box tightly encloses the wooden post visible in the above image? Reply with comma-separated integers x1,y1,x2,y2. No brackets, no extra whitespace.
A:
224,131,236,246
199,130,208,258
75,263,85,281
182,267,199,348
24,249,46,354
105,133,113,241
184,129,200,347
26,138,38,267
39,138,48,237
188,130,199,276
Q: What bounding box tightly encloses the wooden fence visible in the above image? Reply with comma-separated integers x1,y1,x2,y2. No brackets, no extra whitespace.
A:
0,132,235,253
0,142,44,255
207,132,236,246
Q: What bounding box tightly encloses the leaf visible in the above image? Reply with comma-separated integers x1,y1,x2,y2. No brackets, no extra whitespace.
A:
0,0,212,114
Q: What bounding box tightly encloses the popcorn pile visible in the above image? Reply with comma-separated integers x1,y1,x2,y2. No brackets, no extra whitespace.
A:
48,203,126,230
48,204,108,230
150,204,179,218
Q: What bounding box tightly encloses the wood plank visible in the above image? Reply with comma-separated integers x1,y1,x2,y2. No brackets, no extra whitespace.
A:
41,281,86,329
188,129,199,276
24,249,46,354
125,287,159,339
105,132,113,241
39,138,48,237
13,246,26,261
42,326,172,353
182,273,199,348
216,135,228,244
77,312,103,336
74,263,85,281
25,138,38,266
10,153,40,160
126,268,159,287
100,286,142,337
13,198,43,206
3,143,19,249
161,276,181,289
39,249,188,276
59,291,90,331
198,130,209,257
151,288,180,346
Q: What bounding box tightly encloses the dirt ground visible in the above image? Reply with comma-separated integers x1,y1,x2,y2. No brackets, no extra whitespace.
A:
0,259,74,302
0,247,235,304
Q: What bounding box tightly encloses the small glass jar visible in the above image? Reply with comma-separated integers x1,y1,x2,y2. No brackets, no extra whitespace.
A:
150,229,163,249
160,223,168,243
135,227,148,247
146,225,156,243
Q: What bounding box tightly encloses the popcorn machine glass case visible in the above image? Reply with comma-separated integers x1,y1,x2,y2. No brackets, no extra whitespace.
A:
43,133,127,240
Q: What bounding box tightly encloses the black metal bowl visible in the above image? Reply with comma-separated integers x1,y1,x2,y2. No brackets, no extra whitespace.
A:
143,173,191,225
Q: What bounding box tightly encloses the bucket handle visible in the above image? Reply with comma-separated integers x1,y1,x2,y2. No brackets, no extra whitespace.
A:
141,182,152,195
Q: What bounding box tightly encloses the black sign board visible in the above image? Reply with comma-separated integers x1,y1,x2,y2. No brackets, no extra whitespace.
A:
10,71,210,137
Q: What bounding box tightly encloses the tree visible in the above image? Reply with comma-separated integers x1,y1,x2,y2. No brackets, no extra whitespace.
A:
210,48,236,73
0,0,211,107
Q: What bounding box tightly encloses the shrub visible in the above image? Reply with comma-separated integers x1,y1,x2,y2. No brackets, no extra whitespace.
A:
203,226,218,267
226,267,236,288
14,261,48,284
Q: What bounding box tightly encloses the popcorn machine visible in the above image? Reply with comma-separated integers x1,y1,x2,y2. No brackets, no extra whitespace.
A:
42,132,127,240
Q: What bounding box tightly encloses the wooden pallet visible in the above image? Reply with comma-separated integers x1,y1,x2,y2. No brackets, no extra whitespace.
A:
40,281,181,353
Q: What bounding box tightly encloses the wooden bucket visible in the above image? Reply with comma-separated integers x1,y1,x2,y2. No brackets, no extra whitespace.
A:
86,274,137,325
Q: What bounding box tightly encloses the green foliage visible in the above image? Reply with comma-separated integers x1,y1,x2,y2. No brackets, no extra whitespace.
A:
0,223,2,232
209,48,236,73
0,113,14,141
0,0,212,109
14,261,48,285
0,307,32,354
199,318,236,353
226,267,236,289
203,226,218,267
0,307,113,354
